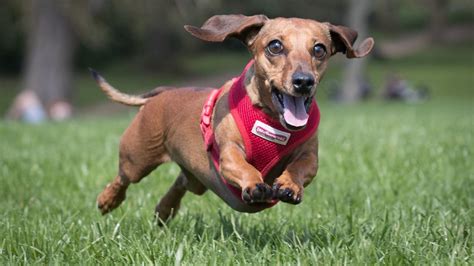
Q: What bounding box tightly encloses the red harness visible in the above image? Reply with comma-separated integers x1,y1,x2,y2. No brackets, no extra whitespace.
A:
200,60,321,208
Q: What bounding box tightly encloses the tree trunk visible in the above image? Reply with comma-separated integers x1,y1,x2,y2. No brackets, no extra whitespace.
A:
376,0,397,31
339,0,371,103
426,0,449,39
140,0,179,71
23,0,75,106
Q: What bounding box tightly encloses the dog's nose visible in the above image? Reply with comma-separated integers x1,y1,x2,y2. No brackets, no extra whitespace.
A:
292,72,315,94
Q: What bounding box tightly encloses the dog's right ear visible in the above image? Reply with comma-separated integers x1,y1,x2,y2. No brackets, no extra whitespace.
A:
184,14,268,46
325,23,374,58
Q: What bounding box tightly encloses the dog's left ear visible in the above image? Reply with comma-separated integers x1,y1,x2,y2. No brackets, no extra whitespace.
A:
325,23,374,58
184,14,268,46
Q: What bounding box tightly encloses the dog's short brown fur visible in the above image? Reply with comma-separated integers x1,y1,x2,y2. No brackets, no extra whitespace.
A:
94,15,374,223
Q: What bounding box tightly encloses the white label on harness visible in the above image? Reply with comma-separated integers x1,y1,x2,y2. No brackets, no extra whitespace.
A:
251,120,291,145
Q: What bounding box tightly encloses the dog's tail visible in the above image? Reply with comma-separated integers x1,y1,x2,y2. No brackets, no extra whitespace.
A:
89,68,149,106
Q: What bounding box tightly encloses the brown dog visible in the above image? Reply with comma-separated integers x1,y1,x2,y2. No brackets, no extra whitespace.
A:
93,14,374,223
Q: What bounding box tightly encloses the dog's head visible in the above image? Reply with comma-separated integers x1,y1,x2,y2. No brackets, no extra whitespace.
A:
185,15,374,130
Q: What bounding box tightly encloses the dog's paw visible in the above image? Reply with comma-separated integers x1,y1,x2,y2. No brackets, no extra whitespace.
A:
97,183,127,215
272,182,303,204
242,183,273,204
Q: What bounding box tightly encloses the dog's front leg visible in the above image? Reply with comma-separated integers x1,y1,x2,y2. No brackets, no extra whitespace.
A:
219,142,273,203
273,135,319,204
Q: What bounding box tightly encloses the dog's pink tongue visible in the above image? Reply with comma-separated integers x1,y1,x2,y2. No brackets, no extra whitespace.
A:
282,95,309,127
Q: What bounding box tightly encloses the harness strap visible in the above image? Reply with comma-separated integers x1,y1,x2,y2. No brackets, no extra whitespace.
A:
200,89,221,151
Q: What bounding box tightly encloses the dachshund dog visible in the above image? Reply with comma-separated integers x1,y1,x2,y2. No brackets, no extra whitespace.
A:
93,14,374,223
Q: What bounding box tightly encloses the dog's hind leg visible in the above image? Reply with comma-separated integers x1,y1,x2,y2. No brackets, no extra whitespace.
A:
97,107,169,214
97,174,129,215
155,169,207,224
155,171,187,224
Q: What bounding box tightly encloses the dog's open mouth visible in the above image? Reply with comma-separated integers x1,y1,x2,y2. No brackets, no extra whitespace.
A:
271,87,313,130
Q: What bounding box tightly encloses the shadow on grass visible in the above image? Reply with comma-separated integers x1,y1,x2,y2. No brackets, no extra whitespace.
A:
176,210,340,252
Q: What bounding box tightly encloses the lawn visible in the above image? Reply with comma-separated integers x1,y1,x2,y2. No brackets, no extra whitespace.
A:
0,45,473,264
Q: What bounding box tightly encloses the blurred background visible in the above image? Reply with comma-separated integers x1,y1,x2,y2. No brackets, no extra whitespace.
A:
1,2,473,263
0,0,473,122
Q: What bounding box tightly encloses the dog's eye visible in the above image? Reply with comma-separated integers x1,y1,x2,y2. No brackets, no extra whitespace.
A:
266,40,284,55
313,44,326,59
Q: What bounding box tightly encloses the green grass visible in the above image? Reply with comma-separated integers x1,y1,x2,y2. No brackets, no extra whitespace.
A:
1,44,473,264
1,102,472,264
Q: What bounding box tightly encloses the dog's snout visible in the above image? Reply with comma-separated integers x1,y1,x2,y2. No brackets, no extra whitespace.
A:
292,72,315,94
